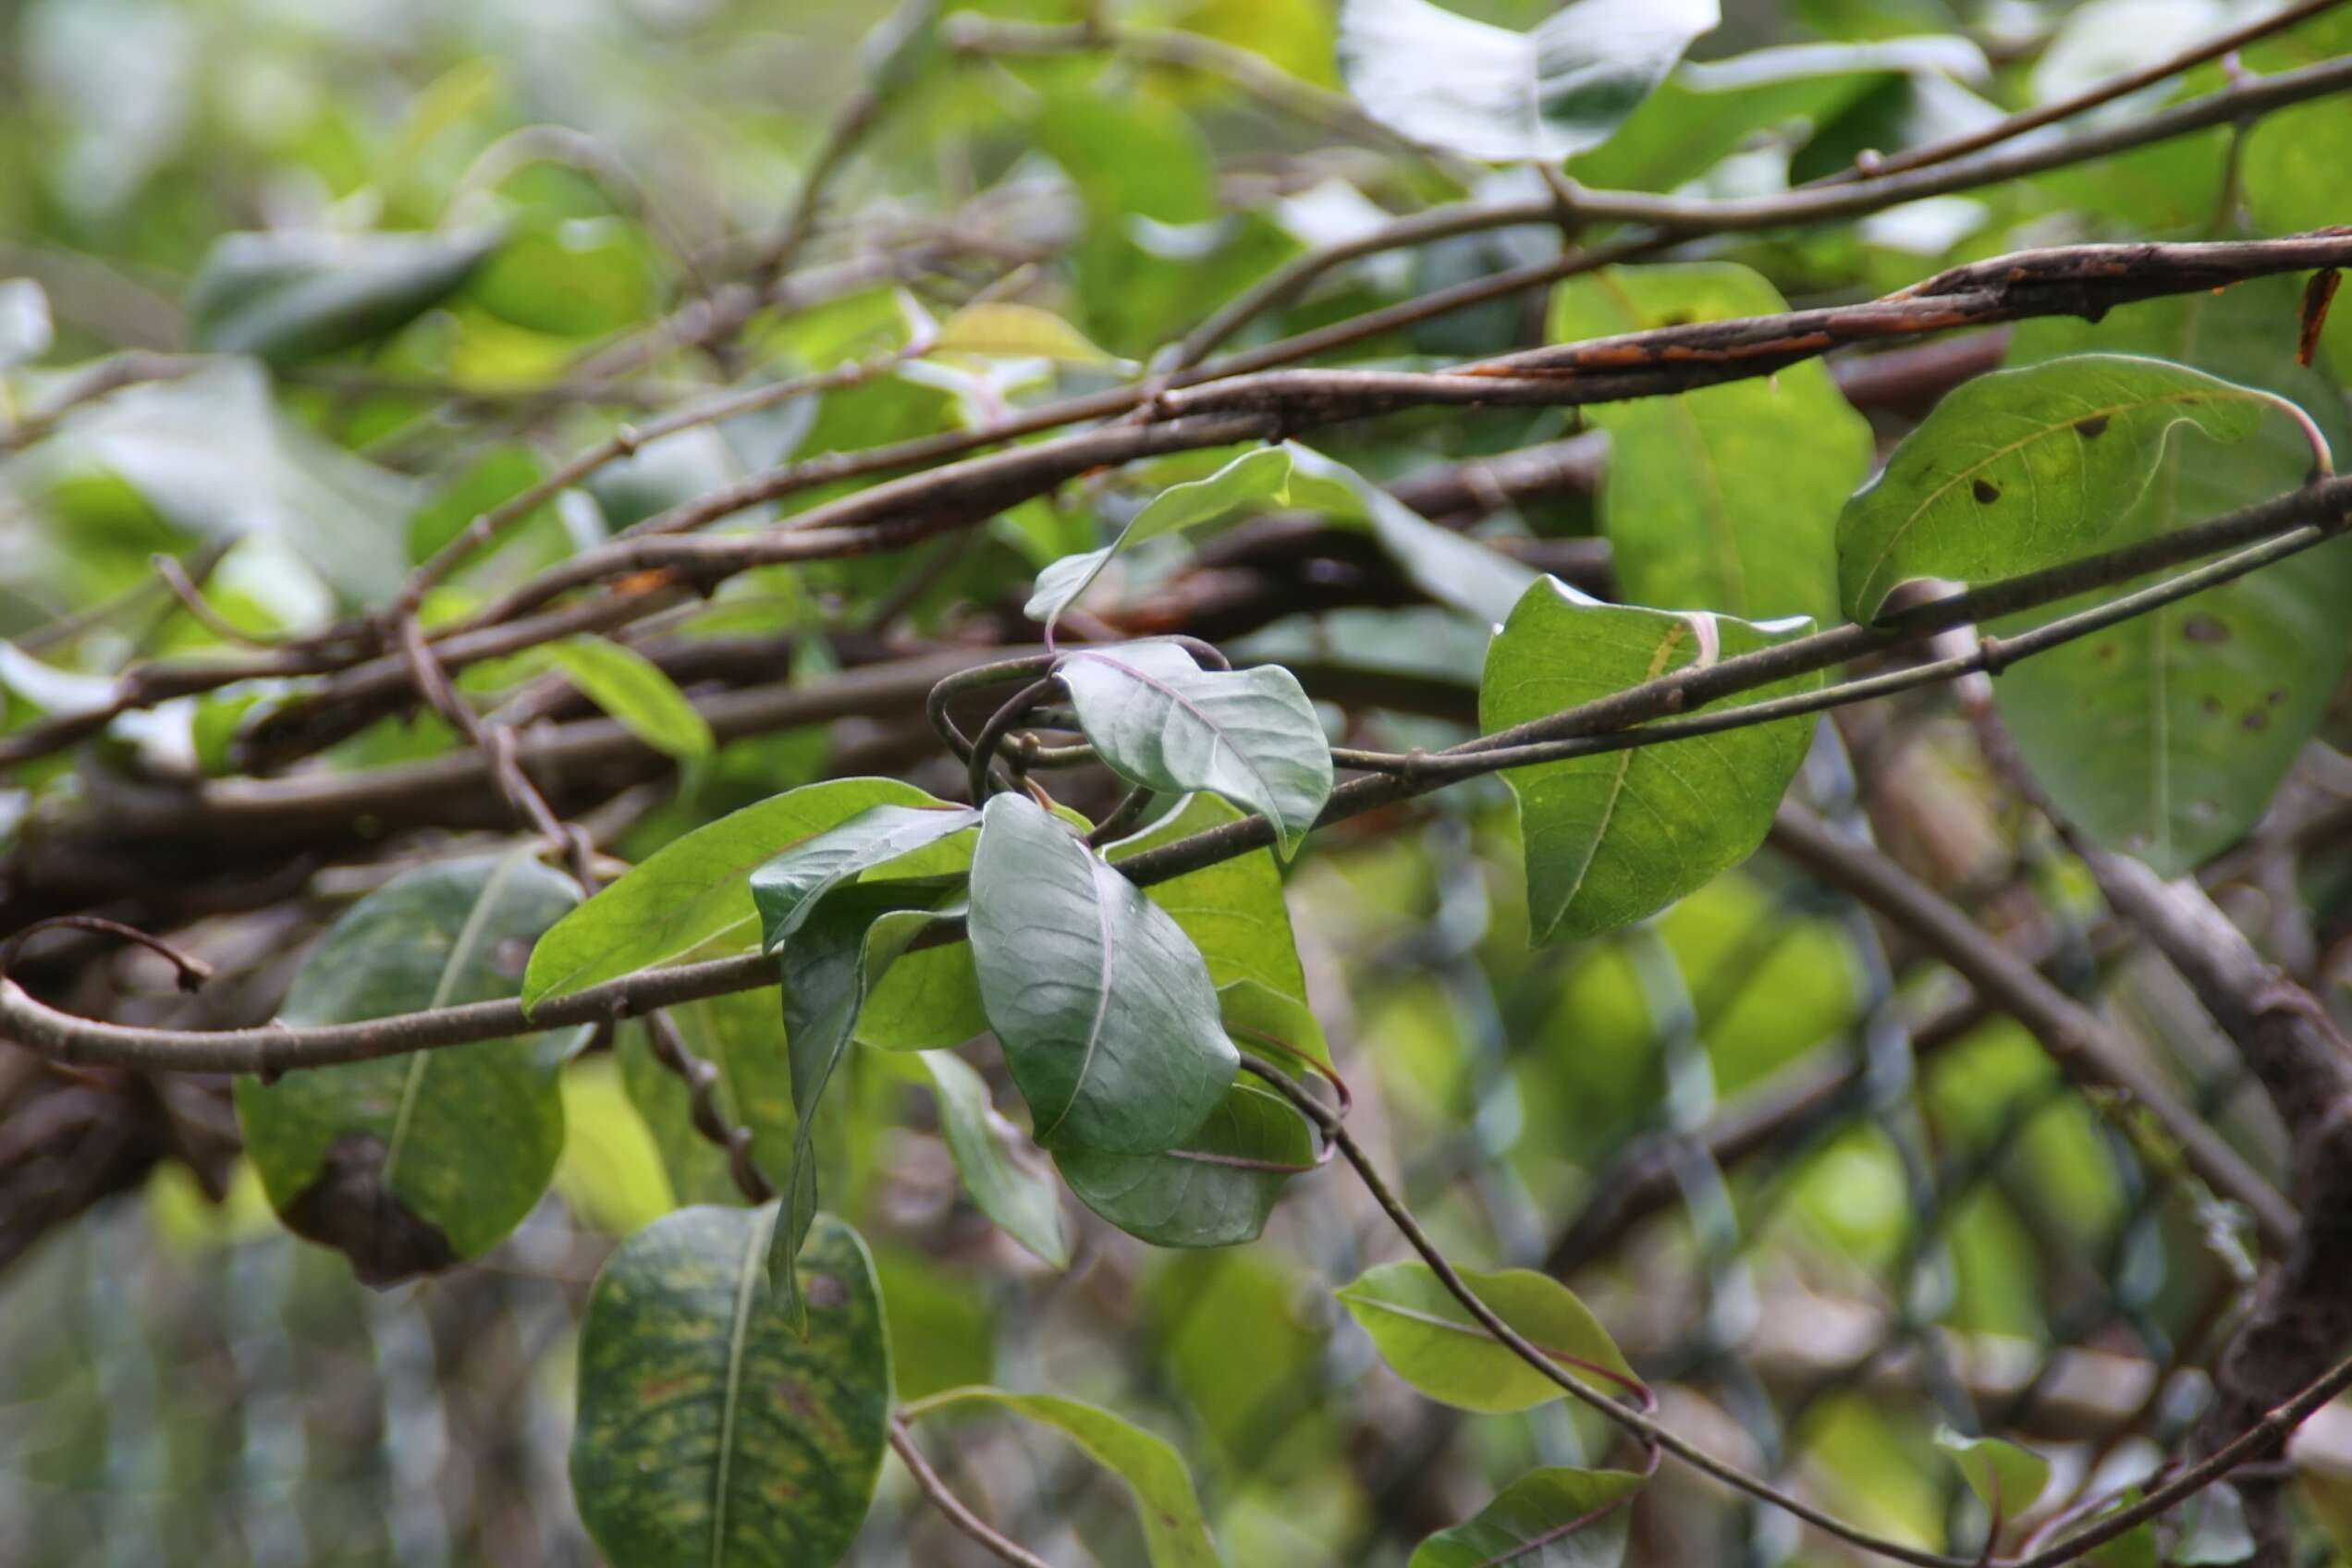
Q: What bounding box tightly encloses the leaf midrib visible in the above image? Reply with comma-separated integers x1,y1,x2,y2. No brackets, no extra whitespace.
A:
382,851,529,1191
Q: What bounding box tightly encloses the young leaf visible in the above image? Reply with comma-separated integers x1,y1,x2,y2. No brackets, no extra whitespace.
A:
1410,1466,1647,1568
1837,354,2293,622
1337,0,1720,163
571,1207,889,1568
1026,446,1292,634
968,794,1238,1154
1996,283,2352,875
521,778,951,1008
1284,442,1538,624
934,300,1119,363
1549,263,1871,627
188,227,500,362
1058,640,1333,858
1937,1427,2051,1523
1338,1259,1635,1414
1481,579,1819,942
770,879,960,1328
1107,794,1332,1070
235,852,588,1284
1055,1075,1318,1248
546,635,715,761
749,802,979,950
900,1388,1224,1568
915,1050,1070,1268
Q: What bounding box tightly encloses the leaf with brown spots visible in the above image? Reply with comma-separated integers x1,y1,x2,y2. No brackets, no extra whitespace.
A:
1838,354,2293,622
236,851,587,1282
1993,281,2352,874
572,1207,890,1568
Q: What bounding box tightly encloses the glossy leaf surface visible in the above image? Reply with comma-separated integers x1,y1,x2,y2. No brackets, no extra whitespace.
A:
1055,1075,1317,1247
1059,639,1332,858
969,794,1237,1153
1338,0,1719,162
1410,1466,1646,1568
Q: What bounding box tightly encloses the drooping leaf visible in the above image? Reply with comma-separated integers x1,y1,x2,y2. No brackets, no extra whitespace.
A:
914,1050,1070,1268
968,793,1238,1153
770,879,960,1327
522,778,951,1008
546,635,714,760
1836,354,2294,622
1995,283,2352,874
235,852,587,1283
900,1388,1224,1568
1337,1259,1635,1414
570,1207,889,1568
1549,263,1871,626
934,300,1119,363
1058,640,1333,858
749,802,979,951
188,227,499,362
1026,446,1293,633
1337,0,1720,163
1107,794,1332,1070
1055,1075,1318,1248
1285,442,1539,624
1481,578,1820,942
1937,1427,2052,1522
1410,1466,1648,1568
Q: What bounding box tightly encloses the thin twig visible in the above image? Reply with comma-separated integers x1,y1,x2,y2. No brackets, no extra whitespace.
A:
888,1416,1055,1568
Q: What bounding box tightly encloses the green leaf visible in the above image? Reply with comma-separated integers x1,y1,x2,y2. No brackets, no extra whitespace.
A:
1481,579,1820,942
1026,446,1292,634
1283,443,1538,624
1937,1427,2051,1521
1107,794,1332,1071
1056,1074,1317,1248
1217,977,1335,1076
1576,36,1987,193
969,794,1238,1154
1995,285,2352,875
1058,640,1333,859
1409,1466,1647,1568
914,1051,1070,1268
618,987,796,1208
522,778,951,1009
1337,0,1719,163
189,227,499,362
1337,1259,1635,1414
570,1207,889,1568
1836,354,2291,623
900,1388,1224,1568
934,301,1119,363
770,879,961,1328
18,360,412,605
546,635,715,761
749,802,979,951
235,852,586,1283
1549,263,1871,626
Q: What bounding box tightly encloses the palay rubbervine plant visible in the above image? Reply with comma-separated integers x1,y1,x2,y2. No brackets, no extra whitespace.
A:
8,0,2352,1562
